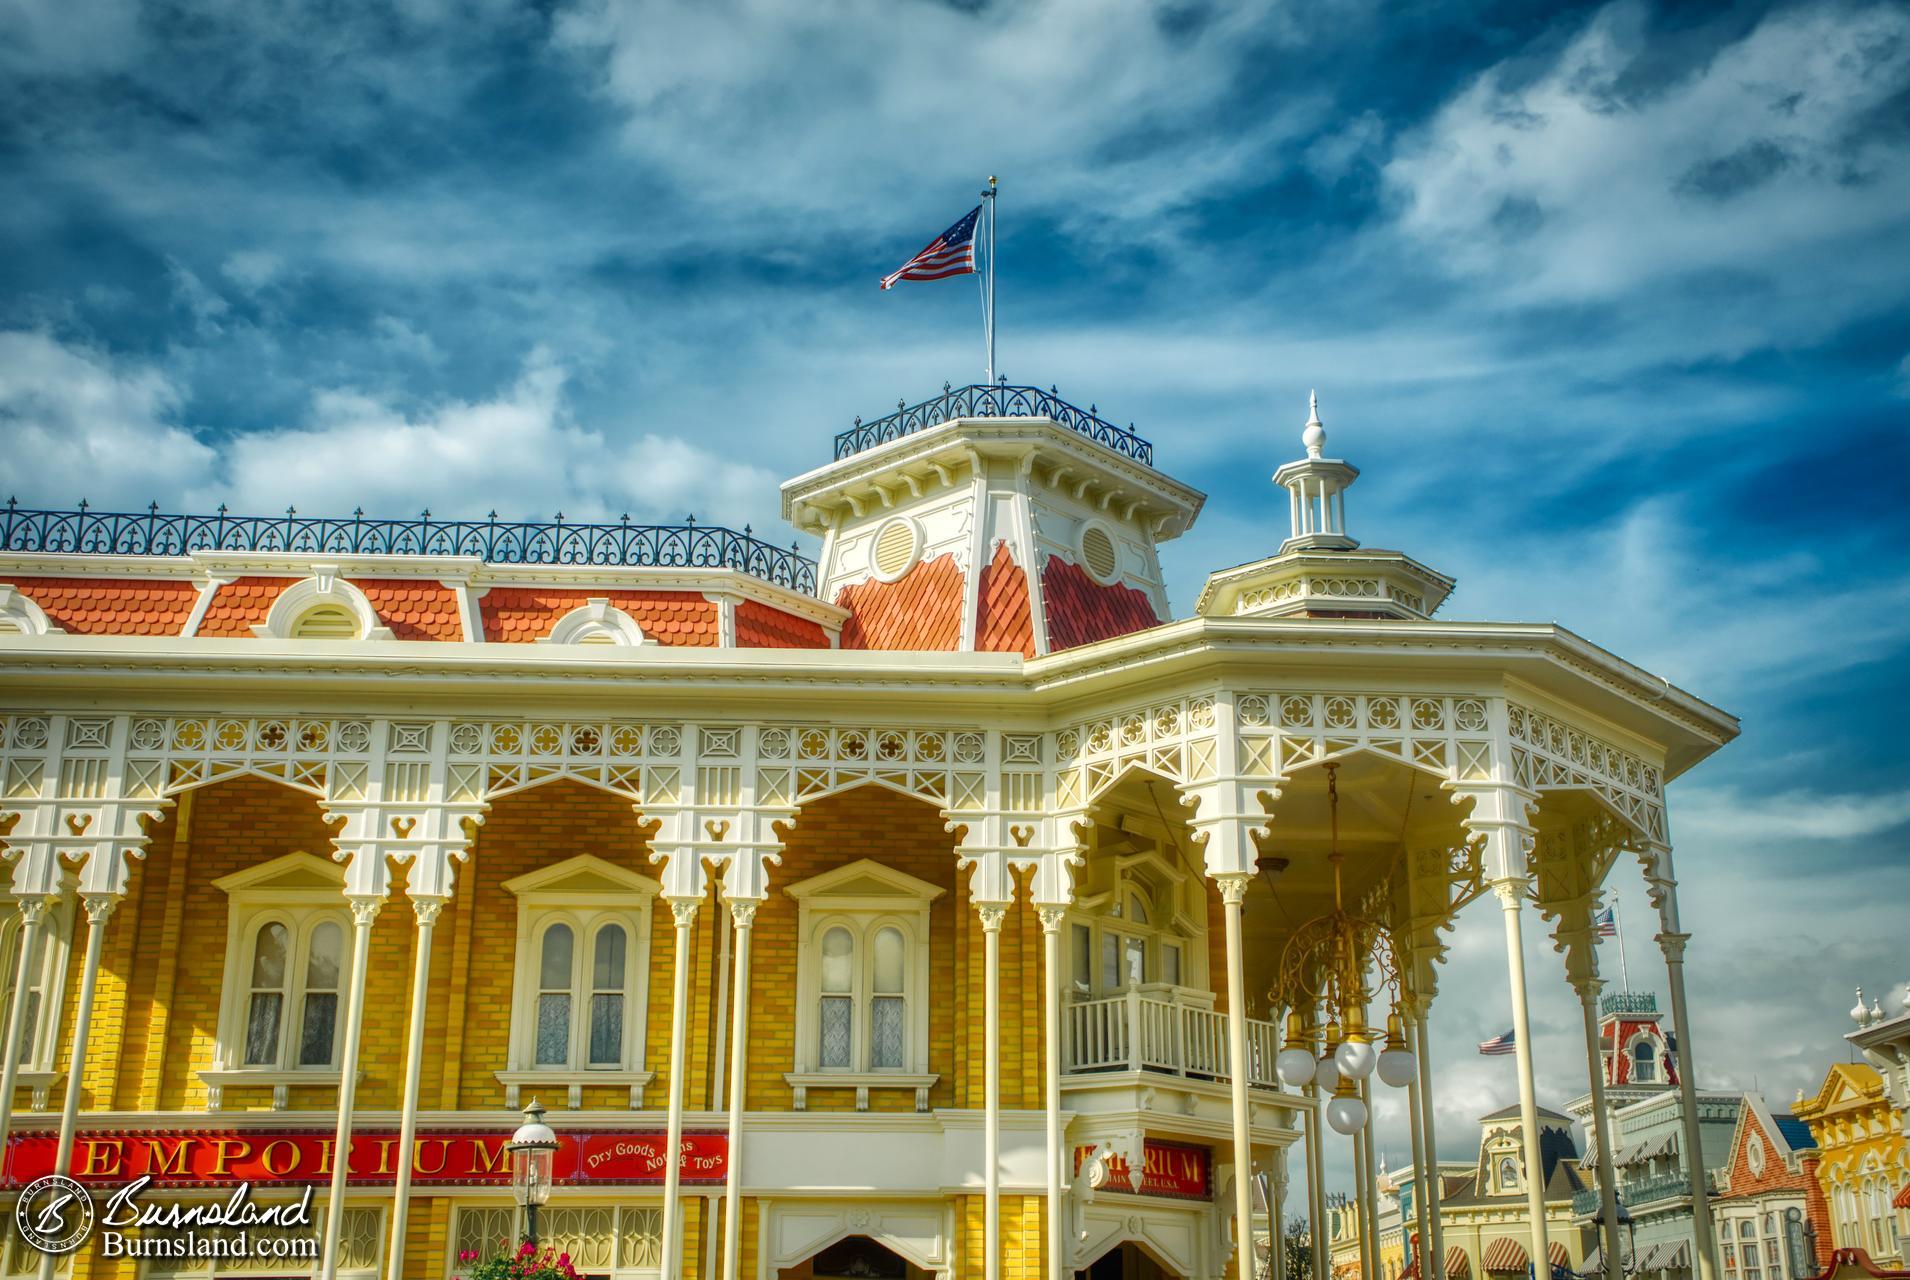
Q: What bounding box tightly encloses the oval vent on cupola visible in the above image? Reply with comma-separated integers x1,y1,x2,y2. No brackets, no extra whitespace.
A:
289,603,361,640
1080,524,1119,584
871,517,920,580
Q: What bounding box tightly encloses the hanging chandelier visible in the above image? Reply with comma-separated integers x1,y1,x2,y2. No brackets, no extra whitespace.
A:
1264,762,1417,1133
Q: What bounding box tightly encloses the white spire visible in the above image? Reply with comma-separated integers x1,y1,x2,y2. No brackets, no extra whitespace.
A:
1274,390,1360,553
1852,987,1870,1025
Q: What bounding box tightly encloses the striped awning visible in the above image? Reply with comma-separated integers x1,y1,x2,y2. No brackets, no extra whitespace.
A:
1548,1243,1572,1269
1483,1239,1528,1273
1895,1183,1910,1210
1583,1246,1604,1274
1637,1242,1691,1272
1446,1246,1472,1278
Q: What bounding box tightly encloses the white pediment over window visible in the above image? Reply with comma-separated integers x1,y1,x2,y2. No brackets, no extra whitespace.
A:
784,858,946,907
503,855,660,903
213,851,346,901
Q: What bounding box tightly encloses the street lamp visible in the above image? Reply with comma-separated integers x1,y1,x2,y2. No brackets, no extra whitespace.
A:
1587,1195,1637,1277
509,1098,559,1248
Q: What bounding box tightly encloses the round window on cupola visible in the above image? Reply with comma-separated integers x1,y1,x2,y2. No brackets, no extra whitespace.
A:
1079,522,1120,585
870,517,920,582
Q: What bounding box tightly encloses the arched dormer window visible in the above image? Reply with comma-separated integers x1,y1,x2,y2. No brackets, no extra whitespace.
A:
544,598,649,646
1066,848,1206,999
0,586,61,636
253,569,392,641
1631,1036,1658,1082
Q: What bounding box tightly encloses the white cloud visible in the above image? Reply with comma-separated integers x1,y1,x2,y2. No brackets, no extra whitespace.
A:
1383,1,1910,338
1674,786,1910,844
0,331,214,509
221,251,286,293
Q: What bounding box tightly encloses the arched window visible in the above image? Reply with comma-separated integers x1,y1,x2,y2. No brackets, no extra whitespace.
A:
545,599,647,646
237,915,348,1070
1067,859,1202,998
1631,1038,1657,1082
503,856,658,1108
807,917,913,1074
0,917,48,1065
819,926,855,1068
870,926,906,1070
1498,1156,1519,1190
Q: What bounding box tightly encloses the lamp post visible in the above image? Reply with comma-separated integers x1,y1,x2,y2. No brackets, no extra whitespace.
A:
509,1099,559,1249
1588,1196,1637,1278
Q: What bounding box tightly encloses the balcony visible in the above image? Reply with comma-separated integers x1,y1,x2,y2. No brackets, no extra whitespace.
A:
1063,987,1281,1089
834,383,1154,467
1573,1173,1717,1217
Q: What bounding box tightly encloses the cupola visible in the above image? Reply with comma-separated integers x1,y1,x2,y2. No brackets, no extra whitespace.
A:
1195,393,1455,621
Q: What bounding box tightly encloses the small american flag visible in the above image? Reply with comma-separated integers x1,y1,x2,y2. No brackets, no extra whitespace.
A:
881,205,982,290
1593,905,1617,937
1479,1028,1517,1056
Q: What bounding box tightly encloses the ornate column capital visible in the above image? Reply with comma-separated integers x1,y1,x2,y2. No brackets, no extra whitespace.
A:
728,899,760,929
667,896,702,929
976,903,1009,933
80,892,119,927
347,895,384,928
411,897,446,928
1036,905,1066,933
1215,872,1253,906
1570,974,1605,1005
13,896,50,927
1658,931,1691,963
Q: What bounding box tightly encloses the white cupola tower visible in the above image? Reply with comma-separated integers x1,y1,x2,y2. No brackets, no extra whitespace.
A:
1195,392,1455,621
1274,391,1359,552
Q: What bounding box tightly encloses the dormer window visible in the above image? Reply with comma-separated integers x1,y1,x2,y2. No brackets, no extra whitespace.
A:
254,572,392,641
290,603,361,640
1632,1037,1658,1082
0,586,60,636
544,599,648,646
1067,851,1204,998
1499,1156,1519,1190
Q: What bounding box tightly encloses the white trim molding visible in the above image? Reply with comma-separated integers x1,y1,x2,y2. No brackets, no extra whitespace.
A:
0,585,62,636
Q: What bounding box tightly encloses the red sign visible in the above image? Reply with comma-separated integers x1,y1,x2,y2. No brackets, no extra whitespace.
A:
1072,1140,1211,1201
3,1129,727,1190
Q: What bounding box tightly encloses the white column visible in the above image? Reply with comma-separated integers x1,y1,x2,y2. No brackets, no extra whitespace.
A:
1359,1076,1380,1280
1493,881,1552,1280
1039,906,1066,1280
1660,923,1719,1280
1308,1014,1330,1280
1412,1012,1446,1280
1351,1129,1371,1280
385,896,445,1271
1271,1155,1288,1280
979,901,1008,1280
1219,873,1257,1280
1404,1012,1431,1280
1574,979,1623,1280
721,899,758,1280
318,895,381,1280
661,896,701,1280
36,894,114,1280
0,899,49,1153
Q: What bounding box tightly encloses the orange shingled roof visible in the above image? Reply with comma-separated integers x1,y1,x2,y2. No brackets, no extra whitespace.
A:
3,576,200,636
974,541,1034,658
1041,555,1161,652
735,599,830,649
479,588,720,645
197,576,297,636
835,553,963,651
356,579,465,641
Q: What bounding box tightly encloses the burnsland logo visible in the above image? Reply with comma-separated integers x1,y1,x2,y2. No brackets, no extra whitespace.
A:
15,1175,319,1263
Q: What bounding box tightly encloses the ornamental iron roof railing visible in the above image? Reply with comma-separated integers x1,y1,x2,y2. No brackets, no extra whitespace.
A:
834,381,1153,466
0,500,818,594
1601,990,1659,1016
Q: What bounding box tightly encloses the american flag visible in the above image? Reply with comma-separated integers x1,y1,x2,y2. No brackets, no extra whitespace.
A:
1593,905,1618,937
880,205,982,290
1478,1028,1517,1056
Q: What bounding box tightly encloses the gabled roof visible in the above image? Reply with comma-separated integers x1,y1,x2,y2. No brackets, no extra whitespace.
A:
1795,1062,1885,1122
1479,1102,1574,1124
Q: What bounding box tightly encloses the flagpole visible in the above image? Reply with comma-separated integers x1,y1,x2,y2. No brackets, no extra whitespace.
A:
1613,893,1631,994
984,175,997,384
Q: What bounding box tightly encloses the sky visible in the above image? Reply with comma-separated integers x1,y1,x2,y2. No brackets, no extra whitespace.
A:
3,0,1909,1202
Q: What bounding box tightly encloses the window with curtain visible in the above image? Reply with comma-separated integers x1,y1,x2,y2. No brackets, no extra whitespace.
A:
236,914,349,1071
810,917,912,1073
530,917,634,1070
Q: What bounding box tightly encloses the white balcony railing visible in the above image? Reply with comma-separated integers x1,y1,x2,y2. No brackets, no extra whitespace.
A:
1063,988,1282,1089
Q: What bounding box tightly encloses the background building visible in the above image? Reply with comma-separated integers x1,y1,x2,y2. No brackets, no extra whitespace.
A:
1796,1059,1908,1268
1712,1093,1827,1280
1434,1105,1587,1280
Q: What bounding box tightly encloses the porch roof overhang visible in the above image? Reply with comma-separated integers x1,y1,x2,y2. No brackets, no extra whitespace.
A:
0,614,1736,776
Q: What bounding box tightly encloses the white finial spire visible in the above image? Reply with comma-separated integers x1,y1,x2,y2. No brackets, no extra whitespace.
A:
1870,998,1884,1023
1274,389,1360,553
1852,987,1870,1025
1303,390,1326,458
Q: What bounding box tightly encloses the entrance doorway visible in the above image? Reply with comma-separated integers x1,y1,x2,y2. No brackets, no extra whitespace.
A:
779,1235,933,1280
1083,1241,1183,1280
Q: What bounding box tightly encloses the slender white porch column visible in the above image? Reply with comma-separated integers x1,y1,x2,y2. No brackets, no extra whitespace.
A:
318,894,382,1280
721,898,759,1280
1270,1154,1288,1280
35,893,115,1280
1351,1127,1371,1280
1308,1015,1330,1280
1659,922,1719,1280
1573,978,1624,1280
0,898,50,1154
1359,1076,1381,1280
1411,1012,1446,1280
978,901,1008,1280
1038,906,1066,1280
1403,1012,1431,1280
660,896,701,1280
1491,881,1552,1280
385,896,445,1270
1218,873,1258,1280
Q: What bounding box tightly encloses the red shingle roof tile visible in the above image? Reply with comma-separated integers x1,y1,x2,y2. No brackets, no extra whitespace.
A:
974,541,1034,658
735,600,830,649
197,576,297,637
3,576,200,636
835,553,964,651
479,588,720,645
1041,555,1161,651
355,579,465,641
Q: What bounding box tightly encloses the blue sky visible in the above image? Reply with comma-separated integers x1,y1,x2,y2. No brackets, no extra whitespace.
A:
3,0,1908,1183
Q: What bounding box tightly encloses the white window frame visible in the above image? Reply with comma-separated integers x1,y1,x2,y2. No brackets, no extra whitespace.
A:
784,858,943,1112
543,599,651,646
204,852,355,1108
1628,1033,1660,1083
0,884,77,1110
1065,850,1207,1000
0,586,62,637
500,855,658,1110
252,570,393,640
